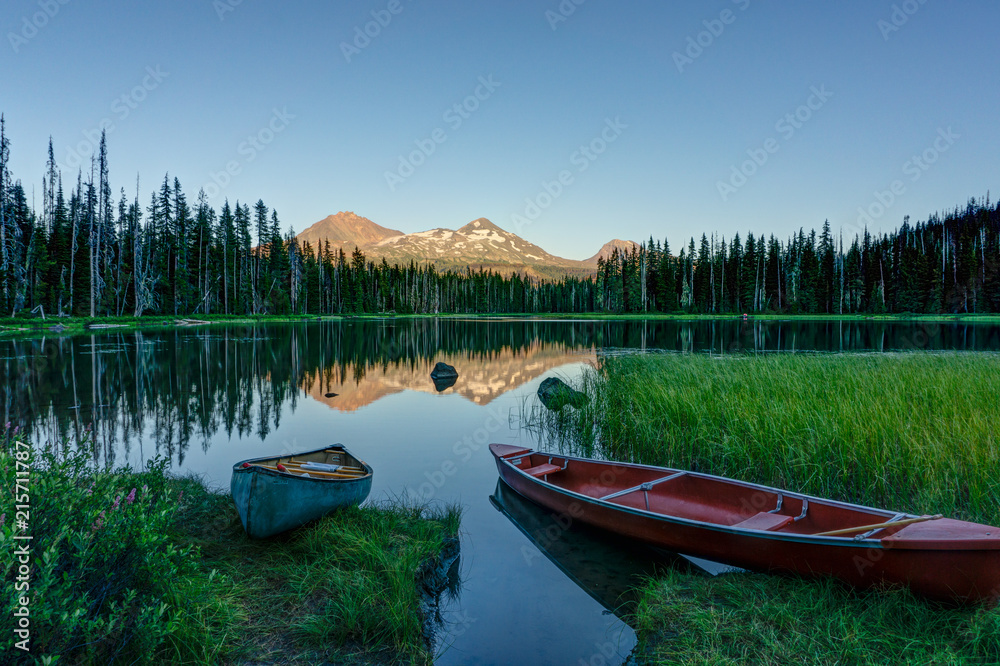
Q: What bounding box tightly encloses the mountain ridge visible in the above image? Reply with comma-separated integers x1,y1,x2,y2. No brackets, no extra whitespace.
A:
295,213,639,279
296,211,404,250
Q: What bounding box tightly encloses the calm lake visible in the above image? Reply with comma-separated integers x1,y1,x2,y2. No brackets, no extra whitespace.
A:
4,317,1000,664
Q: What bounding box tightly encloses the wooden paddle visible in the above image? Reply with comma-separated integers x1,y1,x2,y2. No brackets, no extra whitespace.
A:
815,514,943,537
256,464,362,479
283,460,366,475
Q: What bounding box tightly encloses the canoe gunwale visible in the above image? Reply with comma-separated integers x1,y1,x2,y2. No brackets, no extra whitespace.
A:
496,448,996,552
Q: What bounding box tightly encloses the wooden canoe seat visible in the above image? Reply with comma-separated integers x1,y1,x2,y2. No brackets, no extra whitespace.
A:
733,512,794,532
523,463,563,478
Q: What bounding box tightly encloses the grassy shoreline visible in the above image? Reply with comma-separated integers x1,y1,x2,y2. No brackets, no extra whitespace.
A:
2,311,999,339
531,352,1000,664
0,313,342,336
0,443,460,665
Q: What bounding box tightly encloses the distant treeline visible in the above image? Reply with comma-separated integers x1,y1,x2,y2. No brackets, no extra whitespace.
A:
605,199,1000,315
0,118,997,316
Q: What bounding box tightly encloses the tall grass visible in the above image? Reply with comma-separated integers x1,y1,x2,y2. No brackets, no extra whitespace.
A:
636,570,1000,665
539,352,1000,524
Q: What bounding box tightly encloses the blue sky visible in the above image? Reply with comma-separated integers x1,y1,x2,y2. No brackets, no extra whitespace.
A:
2,0,998,259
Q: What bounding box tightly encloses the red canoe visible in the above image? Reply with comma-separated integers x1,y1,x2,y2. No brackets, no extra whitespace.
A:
490,443,1000,604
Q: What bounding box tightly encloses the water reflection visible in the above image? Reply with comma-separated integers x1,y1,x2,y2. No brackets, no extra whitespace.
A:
490,479,665,625
2,317,999,468
0,320,598,464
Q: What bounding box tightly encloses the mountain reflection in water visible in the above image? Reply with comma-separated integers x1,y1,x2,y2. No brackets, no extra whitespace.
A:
3,317,999,469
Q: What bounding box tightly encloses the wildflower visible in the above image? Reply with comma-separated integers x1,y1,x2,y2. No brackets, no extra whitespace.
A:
112,495,121,510
91,511,106,532
0,513,5,527
126,488,136,505
178,491,184,502
141,484,148,496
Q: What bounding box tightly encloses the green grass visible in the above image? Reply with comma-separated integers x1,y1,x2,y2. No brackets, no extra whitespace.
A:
635,570,1000,665
0,438,461,665
528,351,1000,664
173,478,461,665
540,352,1000,525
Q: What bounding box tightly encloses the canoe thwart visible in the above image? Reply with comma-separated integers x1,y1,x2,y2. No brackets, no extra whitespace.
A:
600,471,687,502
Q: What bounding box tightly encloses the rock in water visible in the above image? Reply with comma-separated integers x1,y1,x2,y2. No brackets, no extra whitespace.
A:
537,377,589,411
430,362,459,392
430,362,459,379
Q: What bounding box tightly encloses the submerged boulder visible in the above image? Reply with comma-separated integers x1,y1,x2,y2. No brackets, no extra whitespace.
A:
432,375,458,392
537,377,589,411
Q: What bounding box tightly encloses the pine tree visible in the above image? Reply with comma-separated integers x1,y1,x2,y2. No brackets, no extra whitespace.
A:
173,178,192,314
819,219,835,313
0,115,10,312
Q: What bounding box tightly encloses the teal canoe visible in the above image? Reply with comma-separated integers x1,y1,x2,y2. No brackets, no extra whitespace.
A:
231,444,373,538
